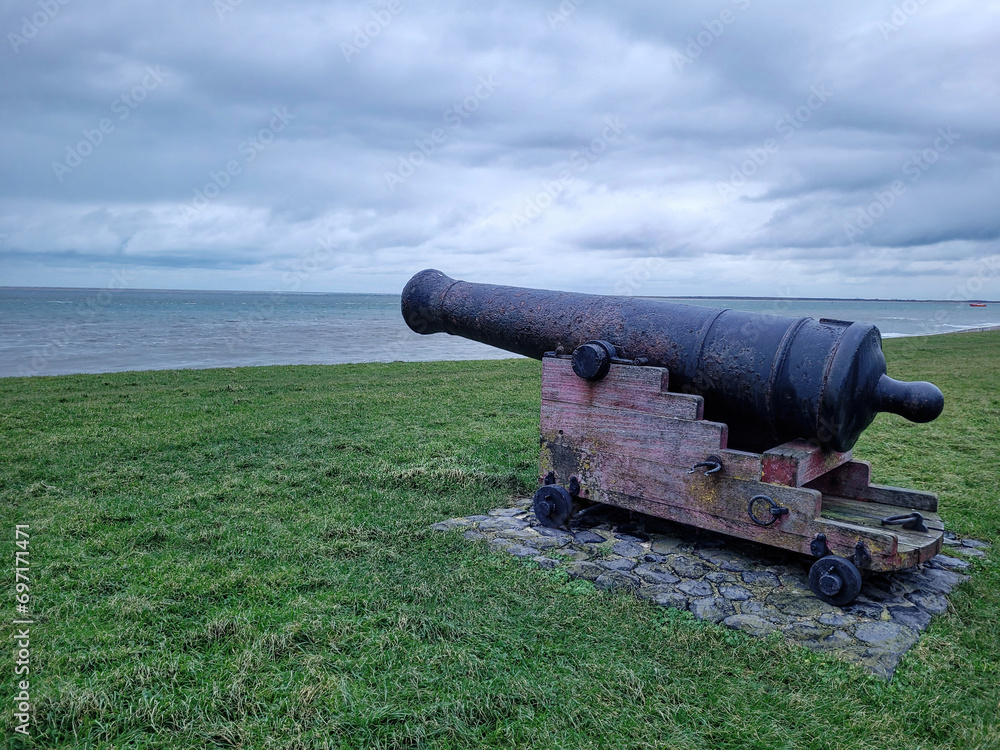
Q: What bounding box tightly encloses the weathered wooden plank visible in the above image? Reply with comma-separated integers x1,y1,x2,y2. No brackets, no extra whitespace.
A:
807,459,871,495
821,495,944,533
717,449,763,482
816,517,940,570
603,487,825,557
609,464,823,540
811,518,913,570
817,517,933,558
817,516,928,553
862,485,939,512
602,487,917,570
761,439,852,487
545,444,821,541
540,441,599,501
540,399,727,470
544,355,671,391
543,442,938,570
804,460,939,511
541,358,703,420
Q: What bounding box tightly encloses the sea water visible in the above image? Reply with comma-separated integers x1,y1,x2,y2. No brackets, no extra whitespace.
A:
1,288,997,378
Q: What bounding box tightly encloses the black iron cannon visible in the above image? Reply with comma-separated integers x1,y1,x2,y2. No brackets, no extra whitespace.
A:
402,269,948,604
401,269,943,454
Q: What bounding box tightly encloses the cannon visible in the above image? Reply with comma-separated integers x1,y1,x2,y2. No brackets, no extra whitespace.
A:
402,269,946,605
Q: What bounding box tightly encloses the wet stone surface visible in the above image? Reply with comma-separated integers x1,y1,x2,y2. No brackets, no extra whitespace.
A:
433,501,983,679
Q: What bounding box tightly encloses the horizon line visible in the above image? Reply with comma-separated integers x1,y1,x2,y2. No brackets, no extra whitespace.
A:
0,285,996,305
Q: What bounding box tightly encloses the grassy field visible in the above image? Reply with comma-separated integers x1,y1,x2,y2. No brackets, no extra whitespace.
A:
2,331,998,749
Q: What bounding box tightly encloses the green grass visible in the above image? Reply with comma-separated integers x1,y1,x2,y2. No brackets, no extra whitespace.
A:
1,332,998,749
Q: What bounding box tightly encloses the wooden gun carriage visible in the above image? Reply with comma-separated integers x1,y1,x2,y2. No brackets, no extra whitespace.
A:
402,270,946,604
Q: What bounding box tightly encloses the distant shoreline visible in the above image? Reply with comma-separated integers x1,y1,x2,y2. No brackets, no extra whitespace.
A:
661,296,999,304
940,324,1000,335
0,286,996,305
885,324,1000,338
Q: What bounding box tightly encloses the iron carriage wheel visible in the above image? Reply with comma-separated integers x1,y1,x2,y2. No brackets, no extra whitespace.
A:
808,555,863,606
533,484,575,529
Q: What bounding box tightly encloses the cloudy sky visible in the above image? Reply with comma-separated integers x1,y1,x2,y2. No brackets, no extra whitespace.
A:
2,0,998,298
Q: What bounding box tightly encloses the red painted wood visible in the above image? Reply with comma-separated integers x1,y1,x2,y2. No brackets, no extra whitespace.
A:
600,486,915,571
592,452,822,533
542,440,813,538
761,439,852,487
541,399,727,469
804,459,872,496
718,449,763,481
541,358,703,420
538,359,942,572
604,486,825,557
541,433,938,570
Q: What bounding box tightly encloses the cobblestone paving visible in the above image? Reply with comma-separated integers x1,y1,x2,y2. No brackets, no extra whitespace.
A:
432,500,988,679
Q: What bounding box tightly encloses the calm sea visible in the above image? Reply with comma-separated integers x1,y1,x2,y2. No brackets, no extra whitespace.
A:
1,288,998,378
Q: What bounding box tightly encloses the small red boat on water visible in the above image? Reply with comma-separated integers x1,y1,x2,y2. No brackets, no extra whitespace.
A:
970,303,987,307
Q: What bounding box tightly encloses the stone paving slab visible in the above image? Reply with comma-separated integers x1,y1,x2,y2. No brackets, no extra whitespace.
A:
432,500,989,679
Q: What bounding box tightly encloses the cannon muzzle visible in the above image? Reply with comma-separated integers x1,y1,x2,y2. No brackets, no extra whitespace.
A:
401,269,944,453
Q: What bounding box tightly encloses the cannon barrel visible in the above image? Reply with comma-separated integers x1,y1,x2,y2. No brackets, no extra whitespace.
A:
401,269,944,453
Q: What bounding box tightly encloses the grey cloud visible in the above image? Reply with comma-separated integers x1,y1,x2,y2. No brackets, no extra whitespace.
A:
0,0,997,297
0,247,258,269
